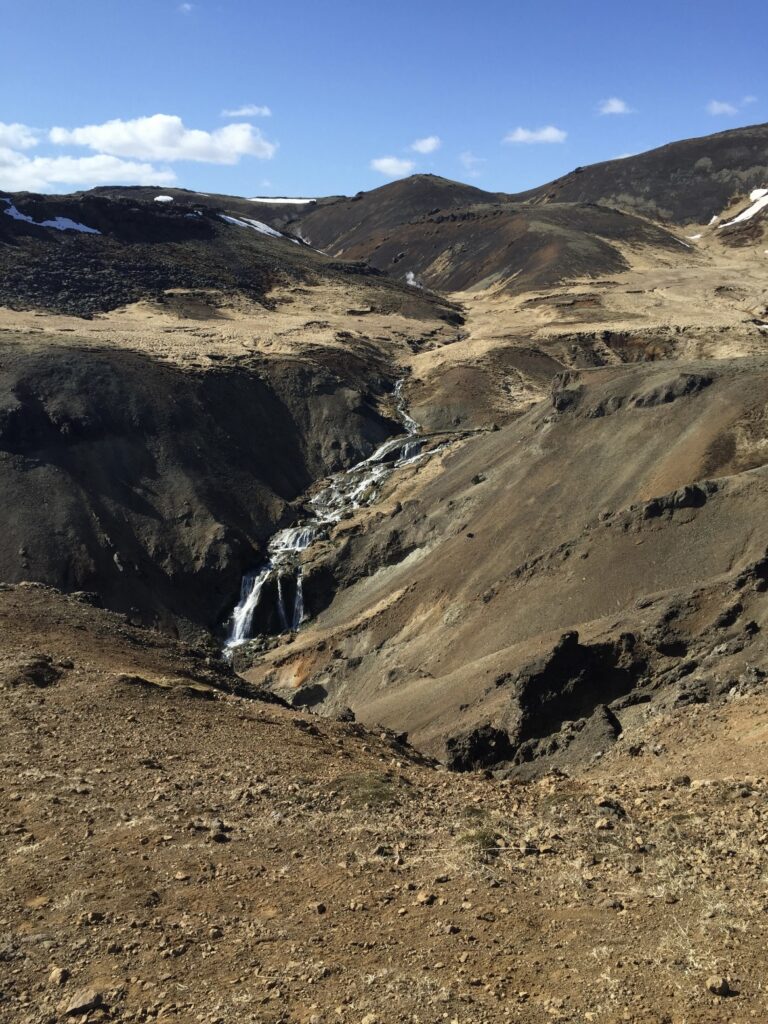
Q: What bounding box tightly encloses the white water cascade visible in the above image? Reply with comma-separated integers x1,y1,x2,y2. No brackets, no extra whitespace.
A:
224,378,430,652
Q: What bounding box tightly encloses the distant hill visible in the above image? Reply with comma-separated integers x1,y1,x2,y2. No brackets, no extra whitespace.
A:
511,122,768,224
0,190,456,319
84,185,324,232
289,177,684,293
292,174,505,251
30,123,764,302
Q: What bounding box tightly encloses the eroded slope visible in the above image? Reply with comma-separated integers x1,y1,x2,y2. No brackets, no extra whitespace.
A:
244,358,768,772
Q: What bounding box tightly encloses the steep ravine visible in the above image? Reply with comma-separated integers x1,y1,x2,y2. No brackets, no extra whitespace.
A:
242,357,768,773
0,339,403,637
223,379,453,651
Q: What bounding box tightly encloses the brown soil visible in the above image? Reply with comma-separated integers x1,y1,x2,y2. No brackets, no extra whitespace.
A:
2,584,767,1023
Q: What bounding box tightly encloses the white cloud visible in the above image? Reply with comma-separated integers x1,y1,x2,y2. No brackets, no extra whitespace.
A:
599,97,633,115
178,3,194,12
411,135,441,154
707,100,738,116
504,125,567,144
222,104,272,118
50,113,276,164
742,95,758,104
0,149,175,192
371,156,415,177
459,151,485,178
0,122,39,150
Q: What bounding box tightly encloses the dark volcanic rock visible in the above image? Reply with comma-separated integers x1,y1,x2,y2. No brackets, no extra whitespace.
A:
446,632,649,772
0,655,62,690
0,191,461,324
0,343,399,635
510,631,646,745
445,725,516,772
511,122,768,224
292,181,683,295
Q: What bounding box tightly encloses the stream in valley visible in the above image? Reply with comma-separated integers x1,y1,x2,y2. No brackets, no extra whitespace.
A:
225,380,430,652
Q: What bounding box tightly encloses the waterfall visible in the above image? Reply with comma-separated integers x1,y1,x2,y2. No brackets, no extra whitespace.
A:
292,571,304,631
276,576,289,631
228,566,272,645
394,378,420,435
225,376,430,654
400,440,423,463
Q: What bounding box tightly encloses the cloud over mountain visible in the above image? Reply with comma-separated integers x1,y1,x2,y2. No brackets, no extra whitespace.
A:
0,152,175,192
411,135,441,154
50,114,277,164
371,156,416,177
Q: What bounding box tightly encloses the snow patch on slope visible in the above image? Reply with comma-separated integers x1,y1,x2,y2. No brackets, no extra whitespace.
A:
2,198,100,234
218,213,300,243
248,197,315,205
719,190,768,228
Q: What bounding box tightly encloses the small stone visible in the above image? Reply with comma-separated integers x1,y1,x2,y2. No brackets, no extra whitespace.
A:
311,902,327,915
63,987,103,1016
174,872,190,881
595,818,614,831
706,976,732,996
599,897,624,911
415,891,436,906
208,926,223,940
49,966,69,987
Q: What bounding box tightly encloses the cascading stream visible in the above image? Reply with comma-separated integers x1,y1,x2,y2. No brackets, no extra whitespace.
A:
224,377,430,653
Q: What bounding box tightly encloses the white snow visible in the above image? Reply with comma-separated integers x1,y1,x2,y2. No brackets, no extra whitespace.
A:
719,192,768,228
708,215,720,225
41,216,101,233
686,233,702,240
248,197,315,205
242,216,283,238
218,212,299,241
154,195,174,203
2,198,100,234
219,213,280,236
218,213,255,228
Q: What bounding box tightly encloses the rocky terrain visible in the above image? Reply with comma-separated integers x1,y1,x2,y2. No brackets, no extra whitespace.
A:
0,189,462,635
1,122,768,1020
2,584,768,1023
512,122,768,224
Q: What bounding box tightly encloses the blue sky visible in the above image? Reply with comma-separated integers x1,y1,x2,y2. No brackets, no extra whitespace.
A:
2,0,765,196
